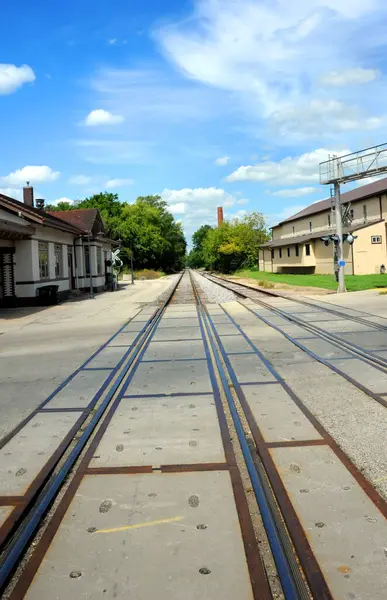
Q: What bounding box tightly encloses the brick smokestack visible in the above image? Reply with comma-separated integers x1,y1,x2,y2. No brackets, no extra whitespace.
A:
23,182,34,208
217,206,224,227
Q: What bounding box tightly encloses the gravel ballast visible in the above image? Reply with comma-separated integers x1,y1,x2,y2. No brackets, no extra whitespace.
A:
191,271,237,303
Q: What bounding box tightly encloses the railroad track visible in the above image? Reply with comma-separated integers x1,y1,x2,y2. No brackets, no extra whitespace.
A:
202,272,387,409
0,273,185,594
1,270,387,599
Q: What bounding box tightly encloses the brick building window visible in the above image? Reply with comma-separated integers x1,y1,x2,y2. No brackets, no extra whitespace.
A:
54,244,63,277
38,242,49,279
305,244,311,256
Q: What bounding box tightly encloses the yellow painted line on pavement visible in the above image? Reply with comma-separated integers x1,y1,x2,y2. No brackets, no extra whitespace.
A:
96,516,183,534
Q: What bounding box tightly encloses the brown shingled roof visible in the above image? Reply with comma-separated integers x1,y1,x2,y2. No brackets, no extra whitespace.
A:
0,193,83,234
276,177,387,226
47,208,99,233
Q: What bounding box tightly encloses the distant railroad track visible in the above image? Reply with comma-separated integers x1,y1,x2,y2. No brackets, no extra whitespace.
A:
202,271,387,409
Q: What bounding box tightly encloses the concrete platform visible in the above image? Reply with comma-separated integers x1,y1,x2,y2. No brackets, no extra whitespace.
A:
271,445,387,600
125,360,212,396
0,412,82,496
90,395,225,467
44,370,110,409
242,384,322,443
25,472,253,600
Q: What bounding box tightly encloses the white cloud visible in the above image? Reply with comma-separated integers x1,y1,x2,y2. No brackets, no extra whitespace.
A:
156,0,386,141
236,198,249,205
215,156,230,166
168,202,185,214
68,175,92,185
1,165,60,185
0,64,35,95
227,148,351,184
161,186,247,240
0,188,22,200
271,100,383,139
105,178,134,188
320,68,380,87
269,187,317,197
53,197,74,205
84,109,125,126
108,38,117,45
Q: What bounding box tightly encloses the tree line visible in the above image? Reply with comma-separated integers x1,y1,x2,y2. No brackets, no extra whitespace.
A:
47,193,186,273
186,212,269,273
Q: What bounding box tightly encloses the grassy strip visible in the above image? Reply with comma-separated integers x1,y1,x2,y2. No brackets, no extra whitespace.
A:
230,268,387,292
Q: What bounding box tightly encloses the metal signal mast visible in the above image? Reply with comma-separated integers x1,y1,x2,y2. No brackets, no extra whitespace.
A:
319,144,387,293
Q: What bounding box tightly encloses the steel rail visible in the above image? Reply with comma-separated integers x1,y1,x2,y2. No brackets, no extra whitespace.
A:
202,272,387,373
206,272,387,333
189,271,305,600
0,272,184,593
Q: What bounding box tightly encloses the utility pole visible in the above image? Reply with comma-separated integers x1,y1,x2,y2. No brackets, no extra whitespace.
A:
334,182,346,293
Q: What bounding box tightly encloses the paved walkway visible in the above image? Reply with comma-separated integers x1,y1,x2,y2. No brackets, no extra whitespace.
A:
0,278,175,439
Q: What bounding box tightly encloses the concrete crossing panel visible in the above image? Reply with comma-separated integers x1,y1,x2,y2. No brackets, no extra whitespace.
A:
45,370,110,409
270,445,387,600
0,412,83,496
25,472,253,600
89,395,225,467
126,360,212,396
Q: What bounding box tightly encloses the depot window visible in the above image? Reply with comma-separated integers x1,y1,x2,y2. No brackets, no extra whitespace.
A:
305,244,311,256
54,244,63,277
38,242,49,279
279,248,282,258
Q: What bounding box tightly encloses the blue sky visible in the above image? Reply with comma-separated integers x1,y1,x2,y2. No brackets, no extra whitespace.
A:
2,0,387,242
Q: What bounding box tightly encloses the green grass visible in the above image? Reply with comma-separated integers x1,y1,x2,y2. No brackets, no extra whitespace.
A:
229,267,387,292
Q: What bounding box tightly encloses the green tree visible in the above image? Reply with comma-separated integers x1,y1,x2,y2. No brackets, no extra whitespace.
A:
46,201,76,212
187,224,213,268
47,192,186,273
202,212,269,273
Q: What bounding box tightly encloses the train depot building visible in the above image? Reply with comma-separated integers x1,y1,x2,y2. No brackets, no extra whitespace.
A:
259,177,387,275
0,186,114,307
